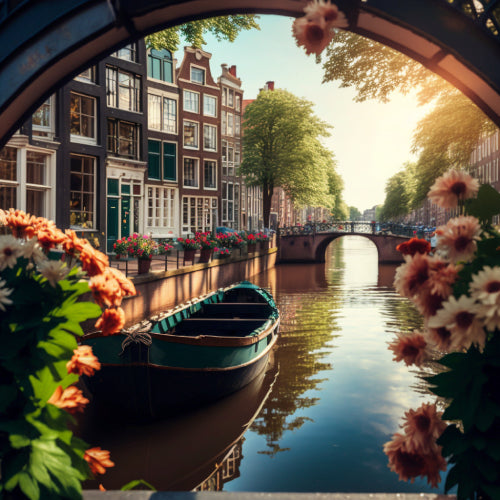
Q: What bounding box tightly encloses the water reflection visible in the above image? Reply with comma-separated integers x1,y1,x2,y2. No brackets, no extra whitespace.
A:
81,236,442,493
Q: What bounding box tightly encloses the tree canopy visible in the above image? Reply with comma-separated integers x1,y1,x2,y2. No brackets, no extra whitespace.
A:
322,31,497,216
240,88,344,226
145,15,260,53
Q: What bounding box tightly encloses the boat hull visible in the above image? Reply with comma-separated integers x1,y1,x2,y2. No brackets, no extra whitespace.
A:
84,334,277,420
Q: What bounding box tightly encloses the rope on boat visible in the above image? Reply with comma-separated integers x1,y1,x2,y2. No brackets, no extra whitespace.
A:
119,329,153,356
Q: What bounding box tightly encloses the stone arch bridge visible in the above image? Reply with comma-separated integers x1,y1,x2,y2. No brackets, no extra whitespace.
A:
278,223,408,263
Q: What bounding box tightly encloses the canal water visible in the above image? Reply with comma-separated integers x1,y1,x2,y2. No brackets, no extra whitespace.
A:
81,236,444,494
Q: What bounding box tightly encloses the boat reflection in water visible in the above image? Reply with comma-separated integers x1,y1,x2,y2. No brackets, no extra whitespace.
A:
80,354,279,492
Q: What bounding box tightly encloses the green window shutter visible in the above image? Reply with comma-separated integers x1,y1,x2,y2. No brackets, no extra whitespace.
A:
107,178,119,196
163,60,173,83
148,140,161,179
163,142,176,181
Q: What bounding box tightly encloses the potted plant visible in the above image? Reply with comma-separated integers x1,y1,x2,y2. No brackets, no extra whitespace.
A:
177,237,201,264
214,247,231,259
122,233,159,273
112,237,128,258
195,232,217,263
245,233,257,253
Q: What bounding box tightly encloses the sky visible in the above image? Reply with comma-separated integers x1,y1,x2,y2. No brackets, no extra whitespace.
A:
173,15,430,212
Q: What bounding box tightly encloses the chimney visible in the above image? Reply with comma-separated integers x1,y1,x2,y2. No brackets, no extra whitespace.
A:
229,65,237,77
221,64,228,73
266,81,275,91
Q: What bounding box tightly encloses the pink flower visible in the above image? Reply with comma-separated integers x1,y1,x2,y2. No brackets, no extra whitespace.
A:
435,216,481,263
427,295,485,351
428,169,479,209
425,325,453,352
388,331,429,367
401,403,447,454
292,0,347,56
469,265,500,331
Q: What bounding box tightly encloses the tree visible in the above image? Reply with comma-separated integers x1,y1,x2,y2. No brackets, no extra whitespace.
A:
349,206,361,221
322,31,496,201
145,15,260,52
379,168,414,221
241,89,342,227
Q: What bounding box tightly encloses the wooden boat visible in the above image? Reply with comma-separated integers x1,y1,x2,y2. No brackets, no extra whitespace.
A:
82,281,280,419
80,358,279,491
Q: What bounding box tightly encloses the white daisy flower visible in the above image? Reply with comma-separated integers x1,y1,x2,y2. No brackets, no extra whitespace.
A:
469,266,500,331
428,295,485,351
37,260,70,287
0,234,23,271
20,237,47,265
0,279,13,311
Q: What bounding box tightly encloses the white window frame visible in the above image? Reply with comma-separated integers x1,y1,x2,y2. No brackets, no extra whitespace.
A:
203,94,217,117
183,156,199,188
183,90,200,113
190,66,205,84
146,185,177,233
203,159,217,190
0,145,56,220
70,92,97,145
69,154,96,231
203,124,217,152
32,96,55,140
183,120,199,149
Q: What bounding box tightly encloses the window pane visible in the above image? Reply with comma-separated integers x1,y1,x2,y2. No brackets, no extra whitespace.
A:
26,189,44,216
32,99,51,128
148,94,161,130
203,95,216,117
163,142,176,181
163,98,177,133
183,122,198,148
70,154,94,229
26,152,46,185
191,67,205,84
0,147,17,181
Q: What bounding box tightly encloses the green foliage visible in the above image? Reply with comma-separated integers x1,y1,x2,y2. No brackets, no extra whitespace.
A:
0,253,101,498
241,88,344,226
349,206,361,221
322,31,497,217
146,15,260,52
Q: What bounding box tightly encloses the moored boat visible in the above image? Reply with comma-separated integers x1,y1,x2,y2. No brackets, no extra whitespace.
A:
82,281,280,419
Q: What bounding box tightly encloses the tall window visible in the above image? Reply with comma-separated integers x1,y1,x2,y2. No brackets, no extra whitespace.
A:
183,158,198,187
191,67,205,84
203,95,217,117
203,124,217,151
70,92,96,144
112,43,137,62
147,186,176,229
75,67,96,83
148,49,173,82
235,95,241,111
0,147,53,217
70,154,94,229
235,115,240,137
148,140,176,181
107,119,140,159
148,94,176,133
183,90,199,113
227,113,234,136
221,111,226,135
106,67,141,112
228,89,234,107
32,97,54,138
204,160,216,189
183,121,199,149
182,196,217,234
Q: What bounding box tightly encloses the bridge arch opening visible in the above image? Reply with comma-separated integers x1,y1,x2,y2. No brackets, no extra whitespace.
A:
318,233,380,263
0,1,500,145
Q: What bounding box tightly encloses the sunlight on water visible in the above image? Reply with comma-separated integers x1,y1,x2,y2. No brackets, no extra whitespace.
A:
81,236,446,494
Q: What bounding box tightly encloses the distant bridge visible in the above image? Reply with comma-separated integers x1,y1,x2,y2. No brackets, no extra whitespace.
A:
278,222,410,264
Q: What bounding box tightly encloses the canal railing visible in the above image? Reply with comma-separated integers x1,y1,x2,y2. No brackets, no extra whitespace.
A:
278,222,427,238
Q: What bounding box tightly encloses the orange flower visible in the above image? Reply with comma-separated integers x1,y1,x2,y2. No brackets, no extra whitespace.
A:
396,238,431,256
84,447,115,475
388,331,429,367
107,266,137,298
36,224,67,251
47,385,89,414
89,269,123,308
80,243,109,277
62,229,88,257
95,307,125,336
67,345,101,376
2,208,37,238
402,403,447,455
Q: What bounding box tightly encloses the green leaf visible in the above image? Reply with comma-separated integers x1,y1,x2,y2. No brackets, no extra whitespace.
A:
475,452,499,482
482,482,500,499
465,183,500,222
120,479,157,491
9,433,31,449
18,472,41,500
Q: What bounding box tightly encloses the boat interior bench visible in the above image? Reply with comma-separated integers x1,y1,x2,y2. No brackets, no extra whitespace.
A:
173,318,270,337
195,303,273,319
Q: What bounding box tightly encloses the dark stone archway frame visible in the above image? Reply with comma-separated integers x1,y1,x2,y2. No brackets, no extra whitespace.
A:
0,0,500,146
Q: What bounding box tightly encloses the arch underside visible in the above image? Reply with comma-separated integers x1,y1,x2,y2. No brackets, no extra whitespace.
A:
0,0,499,145
314,233,379,262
